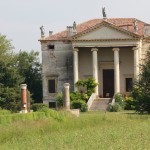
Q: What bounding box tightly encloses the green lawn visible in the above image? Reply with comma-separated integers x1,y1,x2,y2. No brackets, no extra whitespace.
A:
0,111,150,150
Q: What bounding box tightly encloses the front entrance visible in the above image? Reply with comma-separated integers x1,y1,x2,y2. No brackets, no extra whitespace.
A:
103,69,114,98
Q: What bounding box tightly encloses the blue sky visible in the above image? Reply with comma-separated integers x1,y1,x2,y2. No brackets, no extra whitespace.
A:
0,0,150,53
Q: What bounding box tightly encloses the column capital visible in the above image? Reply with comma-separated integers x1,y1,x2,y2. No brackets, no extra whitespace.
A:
73,48,79,52
91,48,98,52
132,46,138,51
112,48,120,52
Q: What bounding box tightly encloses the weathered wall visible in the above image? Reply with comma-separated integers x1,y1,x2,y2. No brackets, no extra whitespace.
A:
41,41,73,104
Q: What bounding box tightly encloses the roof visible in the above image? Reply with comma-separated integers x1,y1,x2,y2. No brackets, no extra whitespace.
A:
40,18,147,41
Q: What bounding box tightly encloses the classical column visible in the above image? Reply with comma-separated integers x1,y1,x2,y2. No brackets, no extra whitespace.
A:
112,48,120,93
91,48,99,96
73,48,79,91
132,47,139,80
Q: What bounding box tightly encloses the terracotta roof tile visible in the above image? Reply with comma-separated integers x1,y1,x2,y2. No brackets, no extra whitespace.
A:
42,18,147,41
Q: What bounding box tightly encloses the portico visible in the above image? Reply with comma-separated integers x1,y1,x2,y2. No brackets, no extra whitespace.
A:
73,44,140,97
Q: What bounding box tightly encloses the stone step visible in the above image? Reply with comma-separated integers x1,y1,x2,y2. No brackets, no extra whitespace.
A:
89,98,111,111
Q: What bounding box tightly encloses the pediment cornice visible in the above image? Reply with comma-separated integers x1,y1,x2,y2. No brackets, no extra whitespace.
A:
71,20,141,41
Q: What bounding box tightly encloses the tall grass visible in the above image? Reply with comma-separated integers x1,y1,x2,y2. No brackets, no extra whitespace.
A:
0,111,150,150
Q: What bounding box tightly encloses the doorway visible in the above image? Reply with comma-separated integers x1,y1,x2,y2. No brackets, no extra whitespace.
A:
103,69,114,98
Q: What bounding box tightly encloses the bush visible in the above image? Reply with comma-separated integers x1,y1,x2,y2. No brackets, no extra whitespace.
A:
71,100,87,112
31,103,48,112
114,93,125,109
75,77,98,96
107,103,122,112
124,97,136,110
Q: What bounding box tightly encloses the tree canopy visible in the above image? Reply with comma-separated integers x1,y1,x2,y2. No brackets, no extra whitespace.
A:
132,51,150,114
0,34,42,111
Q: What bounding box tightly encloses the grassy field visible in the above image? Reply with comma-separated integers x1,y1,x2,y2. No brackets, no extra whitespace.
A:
0,111,150,150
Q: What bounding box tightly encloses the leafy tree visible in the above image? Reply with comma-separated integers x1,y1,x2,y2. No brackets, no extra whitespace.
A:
132,51,150,114
0,34,42,111
16,50,42,103
0,34,23,111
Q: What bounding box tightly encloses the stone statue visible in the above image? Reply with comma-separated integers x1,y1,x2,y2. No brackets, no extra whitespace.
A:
134,19,138,32
40,25,45,37
102,7,107,19
73,21,76,30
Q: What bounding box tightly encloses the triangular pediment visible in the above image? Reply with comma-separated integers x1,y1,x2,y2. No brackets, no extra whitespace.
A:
72,21,140,41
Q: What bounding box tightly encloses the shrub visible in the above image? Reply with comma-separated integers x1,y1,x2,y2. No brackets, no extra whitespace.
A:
124,97,136,110
114,93,125,109
71,100,87,112
107,103,122,112
75,77,98,96
31,103,48,112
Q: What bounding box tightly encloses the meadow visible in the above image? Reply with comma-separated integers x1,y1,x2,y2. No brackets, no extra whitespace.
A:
0,110,150,150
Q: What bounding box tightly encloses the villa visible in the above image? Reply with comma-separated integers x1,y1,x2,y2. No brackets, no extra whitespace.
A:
39,17,150,108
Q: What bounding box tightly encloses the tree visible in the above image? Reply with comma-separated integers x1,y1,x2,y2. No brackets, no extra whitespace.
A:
0,34,23,111
132,51,150,114
16,51,42,103
0,34,42,112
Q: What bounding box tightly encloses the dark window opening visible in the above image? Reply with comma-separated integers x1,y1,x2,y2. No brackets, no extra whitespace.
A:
126,78,133,92
48,80,55,93
48,44,55,49
49,102,56,108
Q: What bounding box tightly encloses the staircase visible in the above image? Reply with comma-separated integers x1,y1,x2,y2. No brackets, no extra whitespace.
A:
89,98,111,111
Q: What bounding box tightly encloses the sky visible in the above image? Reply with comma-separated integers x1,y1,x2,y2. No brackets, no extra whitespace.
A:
0,0,150,53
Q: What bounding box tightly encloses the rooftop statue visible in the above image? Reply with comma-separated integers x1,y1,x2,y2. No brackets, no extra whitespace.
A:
102,7,107,19
40,25,45,37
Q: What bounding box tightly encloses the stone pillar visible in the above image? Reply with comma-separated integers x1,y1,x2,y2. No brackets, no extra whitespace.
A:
91,48,99,96
132,47,139,80
73,48,79,91
21,84,27,113
112,48,120,93
63,83,70,110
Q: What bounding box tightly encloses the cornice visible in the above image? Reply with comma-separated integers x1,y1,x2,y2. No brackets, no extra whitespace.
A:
72,38,139,42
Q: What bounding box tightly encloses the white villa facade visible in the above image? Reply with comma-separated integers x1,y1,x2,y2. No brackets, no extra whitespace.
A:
39,18,150,107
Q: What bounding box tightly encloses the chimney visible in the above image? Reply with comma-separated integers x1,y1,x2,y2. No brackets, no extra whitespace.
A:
49,31,53,36
67,26,73,38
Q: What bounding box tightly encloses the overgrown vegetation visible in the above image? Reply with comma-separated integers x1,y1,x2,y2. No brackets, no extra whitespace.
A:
0,111,150,149
0,108,66,125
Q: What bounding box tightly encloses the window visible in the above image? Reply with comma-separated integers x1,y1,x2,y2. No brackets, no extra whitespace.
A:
49,102,56,108
48,79,56,93
126,78,133,92
48,44,55,49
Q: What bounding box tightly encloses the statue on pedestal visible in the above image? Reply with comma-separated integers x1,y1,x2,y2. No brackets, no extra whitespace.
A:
40,25,45,37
